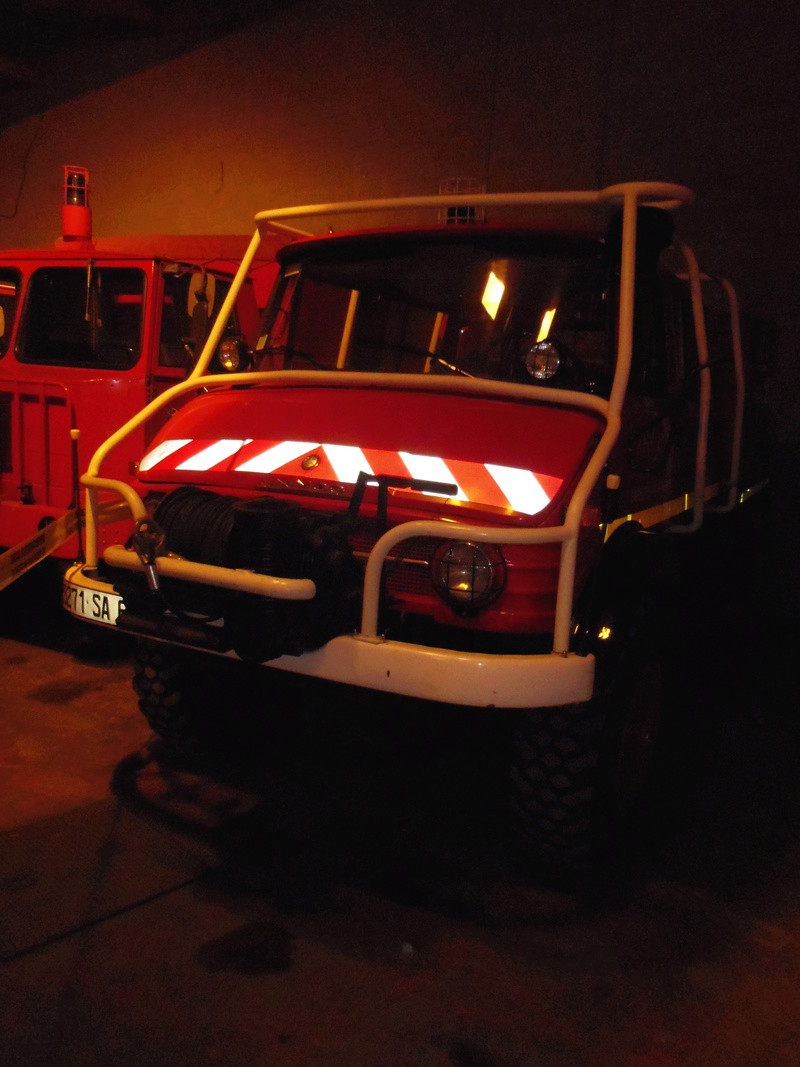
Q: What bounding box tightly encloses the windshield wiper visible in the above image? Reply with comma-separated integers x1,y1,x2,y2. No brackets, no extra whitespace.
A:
435,357,473,377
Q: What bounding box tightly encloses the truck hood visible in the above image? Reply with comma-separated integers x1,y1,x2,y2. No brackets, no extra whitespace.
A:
138,383,604,526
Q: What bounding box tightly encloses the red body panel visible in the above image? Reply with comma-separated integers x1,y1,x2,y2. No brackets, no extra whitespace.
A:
139,383,605,633
140,385,601,522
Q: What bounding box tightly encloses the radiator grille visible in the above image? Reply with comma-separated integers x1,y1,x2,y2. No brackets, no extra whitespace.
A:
350,532,436,596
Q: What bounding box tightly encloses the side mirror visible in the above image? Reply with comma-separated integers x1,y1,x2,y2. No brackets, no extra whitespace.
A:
187,271,215,320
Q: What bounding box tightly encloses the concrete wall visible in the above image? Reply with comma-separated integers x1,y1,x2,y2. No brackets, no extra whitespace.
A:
1,0,797,471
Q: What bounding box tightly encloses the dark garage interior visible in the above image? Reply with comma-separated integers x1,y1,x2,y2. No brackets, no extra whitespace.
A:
2,2,800,1064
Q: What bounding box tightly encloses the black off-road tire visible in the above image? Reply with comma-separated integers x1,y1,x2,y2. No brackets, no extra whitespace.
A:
509,595,668,876
132,639,215,756
509,702,607,871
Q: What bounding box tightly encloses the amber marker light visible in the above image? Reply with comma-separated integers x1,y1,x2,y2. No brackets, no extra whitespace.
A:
481,271,505,319
536,307,557,342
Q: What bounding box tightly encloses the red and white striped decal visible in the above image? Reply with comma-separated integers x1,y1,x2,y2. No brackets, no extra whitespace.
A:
176,438,253,471
139,438,562,516
138,439,193,472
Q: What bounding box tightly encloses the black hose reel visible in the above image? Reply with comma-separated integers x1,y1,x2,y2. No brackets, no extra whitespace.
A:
150,487,361,661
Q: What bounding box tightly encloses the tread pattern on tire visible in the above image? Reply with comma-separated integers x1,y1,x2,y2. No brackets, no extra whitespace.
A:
509,703,606,868
132,640,206,753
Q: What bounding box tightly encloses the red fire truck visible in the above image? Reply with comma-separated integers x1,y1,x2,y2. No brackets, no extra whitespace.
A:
0,166,288,592
63,182,769,870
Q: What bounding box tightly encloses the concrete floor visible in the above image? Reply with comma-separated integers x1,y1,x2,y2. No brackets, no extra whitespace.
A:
2,530,800,1066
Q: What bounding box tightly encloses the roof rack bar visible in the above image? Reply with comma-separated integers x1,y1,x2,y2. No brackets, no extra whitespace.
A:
254,182,693,227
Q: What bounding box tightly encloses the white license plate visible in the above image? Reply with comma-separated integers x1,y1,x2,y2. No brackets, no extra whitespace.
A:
63,579,122,625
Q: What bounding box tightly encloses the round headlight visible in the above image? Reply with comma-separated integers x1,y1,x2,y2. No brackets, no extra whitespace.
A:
525,340,561,381
431,541,506,615
219,336,251,373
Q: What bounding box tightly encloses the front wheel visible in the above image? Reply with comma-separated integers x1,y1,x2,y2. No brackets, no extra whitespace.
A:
132,639,218,756
509,702,607,871
509,624,666,875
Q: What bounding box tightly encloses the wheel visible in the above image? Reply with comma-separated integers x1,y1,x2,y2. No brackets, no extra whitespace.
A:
132,639,214,756
509,588,668,875
509,658,665,875
509,701,607,871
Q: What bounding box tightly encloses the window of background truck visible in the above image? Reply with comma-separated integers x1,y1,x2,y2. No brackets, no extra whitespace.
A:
17,267,145,369
0,390,10,473
159,270,235,368
0,268,21,358
255,238,613,394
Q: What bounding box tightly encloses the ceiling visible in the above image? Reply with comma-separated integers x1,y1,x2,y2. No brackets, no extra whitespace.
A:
0,0,273,131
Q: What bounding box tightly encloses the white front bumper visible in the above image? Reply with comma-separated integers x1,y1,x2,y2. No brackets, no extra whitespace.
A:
63,563,595,709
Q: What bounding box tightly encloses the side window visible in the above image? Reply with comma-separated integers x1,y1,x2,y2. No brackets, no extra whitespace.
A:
617,269,696,512
159,269,235,368
661,279,688,390
17,267,145,369
701,283,738,488
293,276,352,367
254,270,300,368
629,269,670,397
0,268,21,358
0,392,10,472
627,268,699,404
656,276,702,498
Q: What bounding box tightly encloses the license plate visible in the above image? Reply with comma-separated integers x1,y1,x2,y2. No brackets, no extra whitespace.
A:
63,578,122,625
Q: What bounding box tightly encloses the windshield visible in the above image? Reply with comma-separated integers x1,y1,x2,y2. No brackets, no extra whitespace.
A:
17,266,146,369
158,268,236,368
0,268,21,358
255,234,614,395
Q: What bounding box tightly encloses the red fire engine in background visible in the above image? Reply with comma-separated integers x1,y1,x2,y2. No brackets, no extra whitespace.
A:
0,166,289,591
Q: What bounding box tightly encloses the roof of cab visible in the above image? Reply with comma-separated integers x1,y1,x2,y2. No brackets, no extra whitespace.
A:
275,223,609,266
0,231,291,269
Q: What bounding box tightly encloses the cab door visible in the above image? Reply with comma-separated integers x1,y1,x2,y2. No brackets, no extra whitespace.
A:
614,268,702,522
10,258,154,495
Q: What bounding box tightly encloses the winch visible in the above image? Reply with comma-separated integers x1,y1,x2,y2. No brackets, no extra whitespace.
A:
124,486,362,661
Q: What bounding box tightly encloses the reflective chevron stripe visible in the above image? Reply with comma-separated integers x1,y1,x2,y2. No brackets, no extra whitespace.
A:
139,437,562,516
605,484,721,539
175,438,252,471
